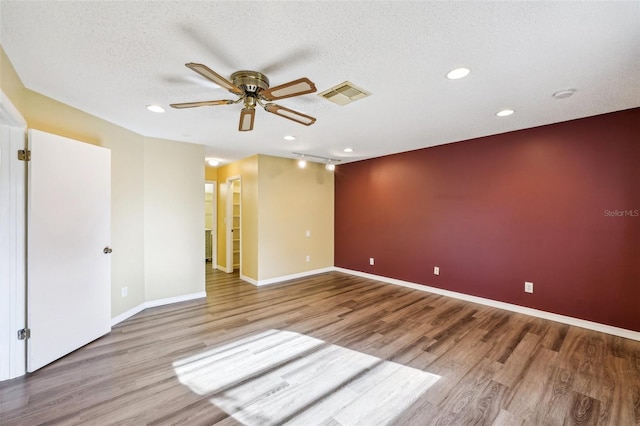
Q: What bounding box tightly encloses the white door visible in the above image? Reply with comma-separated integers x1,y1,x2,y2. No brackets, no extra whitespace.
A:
27,129,111,372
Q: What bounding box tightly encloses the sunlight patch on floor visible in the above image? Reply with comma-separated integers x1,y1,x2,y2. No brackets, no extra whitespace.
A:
173,329,440,425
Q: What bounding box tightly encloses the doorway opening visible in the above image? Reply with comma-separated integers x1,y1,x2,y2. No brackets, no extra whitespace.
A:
205,182,217,269
226,177,241,273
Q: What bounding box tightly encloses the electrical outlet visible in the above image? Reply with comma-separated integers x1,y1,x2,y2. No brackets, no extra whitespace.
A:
525,281,533,293
434,266,440,275
306,255,311,262
121,287,128,298
369,257,375,265
306,230,311,238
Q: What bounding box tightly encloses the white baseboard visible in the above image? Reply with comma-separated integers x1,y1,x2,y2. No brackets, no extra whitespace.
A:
110,304,146,327
145,291,206,309
334,267,640,342
241,274,258,285
216,264,230,273
111,291,206,327
111,268,639,341
250,267,336,287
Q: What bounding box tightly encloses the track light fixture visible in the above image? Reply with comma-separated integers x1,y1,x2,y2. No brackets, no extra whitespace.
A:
292,152,341,171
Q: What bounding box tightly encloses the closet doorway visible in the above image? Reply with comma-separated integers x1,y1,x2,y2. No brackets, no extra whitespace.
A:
204,182,217,269
226,177,241,273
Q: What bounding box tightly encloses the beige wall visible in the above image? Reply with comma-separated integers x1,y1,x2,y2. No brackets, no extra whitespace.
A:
215,154,334,283
143,137,205,301
21,91,147,316
205,166,218,182
0,44,205,318
216,156,259,280
258,155,334,280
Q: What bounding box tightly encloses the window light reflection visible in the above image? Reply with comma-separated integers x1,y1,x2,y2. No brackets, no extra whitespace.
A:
173,329,440,425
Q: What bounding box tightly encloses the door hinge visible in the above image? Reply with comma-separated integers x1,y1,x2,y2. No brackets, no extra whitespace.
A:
17,328,31,340
18,149,31,161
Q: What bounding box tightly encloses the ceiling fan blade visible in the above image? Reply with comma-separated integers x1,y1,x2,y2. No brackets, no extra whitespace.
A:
264,103,316,126
239,108,255,131
170,100,234,109
260,78,317,101
185,63,243,95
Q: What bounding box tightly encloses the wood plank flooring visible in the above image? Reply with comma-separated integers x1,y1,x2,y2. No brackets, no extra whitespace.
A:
1,268,639,425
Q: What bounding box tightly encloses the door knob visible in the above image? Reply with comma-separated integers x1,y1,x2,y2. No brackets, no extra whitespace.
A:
103,247,113,254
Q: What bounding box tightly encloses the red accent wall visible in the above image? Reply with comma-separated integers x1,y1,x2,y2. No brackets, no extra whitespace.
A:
335,108,640,332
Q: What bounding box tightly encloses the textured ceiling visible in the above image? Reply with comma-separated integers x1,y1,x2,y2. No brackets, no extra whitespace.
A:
1,1,639,166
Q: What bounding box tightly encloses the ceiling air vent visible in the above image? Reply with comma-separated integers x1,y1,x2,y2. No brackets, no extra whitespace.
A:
318,81,371,106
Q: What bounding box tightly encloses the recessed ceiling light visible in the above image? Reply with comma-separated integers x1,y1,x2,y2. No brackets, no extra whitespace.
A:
343,147,354,153
496,109,515,117
207,159,220,167
284,135,296,141
146,104,165,113
446,67,470,80
553,89,576,99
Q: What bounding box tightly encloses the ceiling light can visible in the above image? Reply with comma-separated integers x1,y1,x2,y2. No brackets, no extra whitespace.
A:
446,67,470,80
146,104,165,113
496,109,515,117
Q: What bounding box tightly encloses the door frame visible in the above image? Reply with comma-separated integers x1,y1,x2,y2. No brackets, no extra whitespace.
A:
226,176,241,274
0,89,27,381
205,180,217,269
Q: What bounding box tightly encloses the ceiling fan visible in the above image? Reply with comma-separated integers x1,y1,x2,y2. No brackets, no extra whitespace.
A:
170,63,317,131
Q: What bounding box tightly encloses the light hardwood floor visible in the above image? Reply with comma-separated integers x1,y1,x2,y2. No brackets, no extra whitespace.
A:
1,268,639,425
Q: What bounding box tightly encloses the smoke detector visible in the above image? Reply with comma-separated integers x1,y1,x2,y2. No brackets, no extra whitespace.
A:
553,89,576,99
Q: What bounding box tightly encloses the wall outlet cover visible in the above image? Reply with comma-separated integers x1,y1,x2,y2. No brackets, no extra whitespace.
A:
525,281,534,293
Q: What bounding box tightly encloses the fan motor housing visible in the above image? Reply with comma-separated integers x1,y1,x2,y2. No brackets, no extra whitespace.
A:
231,71,269,93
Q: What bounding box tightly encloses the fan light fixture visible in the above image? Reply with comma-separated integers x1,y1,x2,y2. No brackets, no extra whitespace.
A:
170,63,317,132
